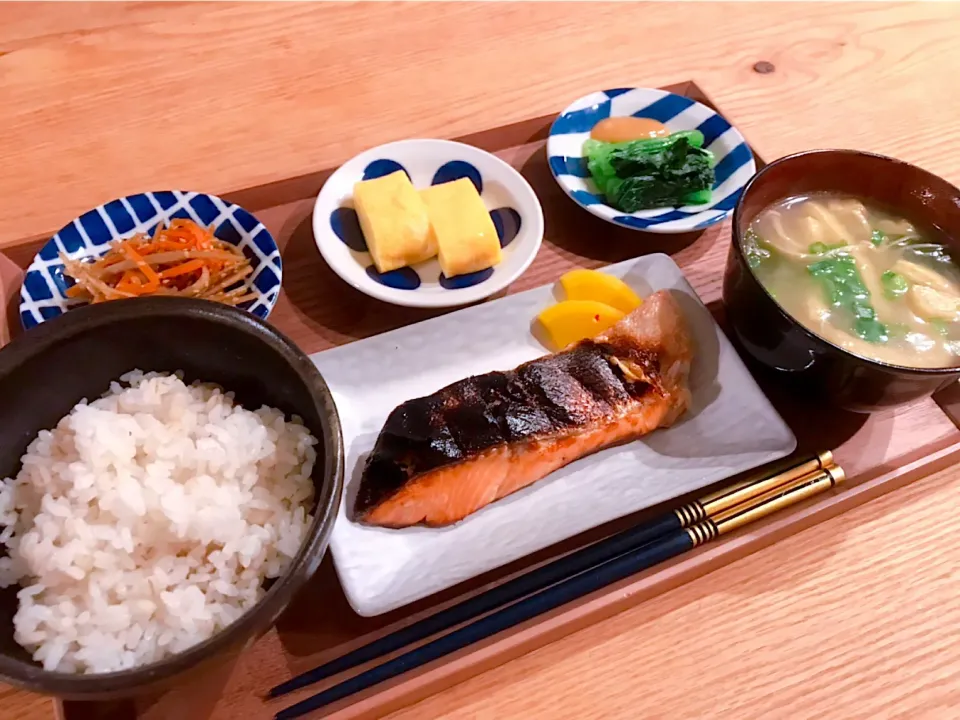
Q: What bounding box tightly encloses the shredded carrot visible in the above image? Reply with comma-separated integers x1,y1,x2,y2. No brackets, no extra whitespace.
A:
137,240,191,254
119,241,161,293
60,218,254,308
159,259,204,279
115,270,144,294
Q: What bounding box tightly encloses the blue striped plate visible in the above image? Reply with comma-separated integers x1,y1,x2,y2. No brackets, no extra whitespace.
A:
547,88,756,234
19,191,281,330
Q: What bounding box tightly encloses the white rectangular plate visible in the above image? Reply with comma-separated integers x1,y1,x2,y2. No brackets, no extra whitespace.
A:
312,254,796,616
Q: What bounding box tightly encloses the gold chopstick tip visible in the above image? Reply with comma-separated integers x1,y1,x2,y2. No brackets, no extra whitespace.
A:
826,463,845,486
818,449,834,470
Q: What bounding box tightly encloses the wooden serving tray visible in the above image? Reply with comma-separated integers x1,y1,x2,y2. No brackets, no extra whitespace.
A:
0,81,953,720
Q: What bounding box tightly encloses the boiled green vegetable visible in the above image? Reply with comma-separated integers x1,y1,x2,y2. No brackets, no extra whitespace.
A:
583,138,619,196
881,270,909,299
606,131,705,175
584,132,715,213
809,242,846,255
807,254,888,343
683,188,713,206
743,228,774,269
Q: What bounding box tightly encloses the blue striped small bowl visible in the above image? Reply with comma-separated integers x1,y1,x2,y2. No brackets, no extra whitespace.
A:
547,88,756,234
19,191,281,330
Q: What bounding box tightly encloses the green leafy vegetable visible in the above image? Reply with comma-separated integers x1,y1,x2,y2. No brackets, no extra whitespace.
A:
585,130,703,169
854,318,889,343
871,229,886,246
807,255,888,343
607,132,705,176
881,270,909,299
583,139,618,195
683,188,712,206
809,242,846,255
584,132,715,213
743,228,773,269
929,318,951,336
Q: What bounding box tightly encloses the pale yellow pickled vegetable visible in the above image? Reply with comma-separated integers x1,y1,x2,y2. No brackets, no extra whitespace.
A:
536,300,625,351
558,269,642,313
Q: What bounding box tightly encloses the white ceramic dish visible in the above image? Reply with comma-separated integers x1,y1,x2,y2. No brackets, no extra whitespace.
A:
312,254,796,616
547,88,756,233
312,139,544,308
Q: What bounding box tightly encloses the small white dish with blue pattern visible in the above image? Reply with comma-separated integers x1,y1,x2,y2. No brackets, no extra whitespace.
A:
312,138,544,308
19,191,281,330
547,88,756,234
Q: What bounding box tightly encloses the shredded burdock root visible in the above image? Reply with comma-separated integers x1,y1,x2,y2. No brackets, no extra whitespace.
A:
61,219,259,306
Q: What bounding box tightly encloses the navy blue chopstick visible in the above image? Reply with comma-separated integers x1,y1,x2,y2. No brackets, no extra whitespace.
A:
274,528,693,719
269,512,681,699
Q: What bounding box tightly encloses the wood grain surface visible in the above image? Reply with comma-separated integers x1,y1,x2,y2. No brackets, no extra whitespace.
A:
3,2,960,719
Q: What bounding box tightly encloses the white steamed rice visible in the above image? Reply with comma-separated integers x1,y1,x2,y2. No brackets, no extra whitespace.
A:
0,370,317,674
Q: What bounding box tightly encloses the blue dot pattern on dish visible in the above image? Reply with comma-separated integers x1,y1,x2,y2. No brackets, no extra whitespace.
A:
489,207,522,248
431,161,483,193
19,191,282,330
362,159,409,181
330,207,368,252
366,265,421,290
439,267,495,289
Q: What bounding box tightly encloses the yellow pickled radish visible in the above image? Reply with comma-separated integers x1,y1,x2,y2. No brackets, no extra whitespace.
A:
559,269,642,313
536,300,625,351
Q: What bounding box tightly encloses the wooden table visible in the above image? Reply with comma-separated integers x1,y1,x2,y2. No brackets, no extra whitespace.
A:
3,2,960,718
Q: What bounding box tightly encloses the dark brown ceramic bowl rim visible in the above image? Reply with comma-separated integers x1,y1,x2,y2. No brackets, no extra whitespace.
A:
0,297,344,696
732,148,960,376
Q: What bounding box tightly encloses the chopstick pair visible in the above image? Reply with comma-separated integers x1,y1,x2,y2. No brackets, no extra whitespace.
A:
270,450,835,699
272,452,842,719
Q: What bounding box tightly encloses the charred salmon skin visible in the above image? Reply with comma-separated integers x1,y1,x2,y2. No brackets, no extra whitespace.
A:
355,289,693,527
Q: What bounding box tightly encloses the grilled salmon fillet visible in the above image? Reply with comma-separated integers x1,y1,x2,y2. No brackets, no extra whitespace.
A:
355,289,693,527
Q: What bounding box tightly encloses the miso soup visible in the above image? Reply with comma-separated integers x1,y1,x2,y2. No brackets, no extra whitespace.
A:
744,193,960,368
